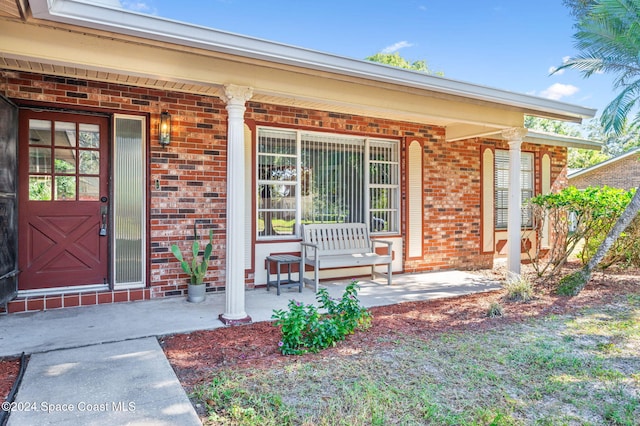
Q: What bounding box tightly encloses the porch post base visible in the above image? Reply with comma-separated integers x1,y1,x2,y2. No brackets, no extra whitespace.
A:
218,313,252,326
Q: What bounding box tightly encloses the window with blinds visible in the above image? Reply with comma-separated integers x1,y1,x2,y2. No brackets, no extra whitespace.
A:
495,150,534,229
257,128,399,239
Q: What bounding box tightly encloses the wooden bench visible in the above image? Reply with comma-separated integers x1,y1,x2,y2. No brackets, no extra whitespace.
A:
300,223,393,291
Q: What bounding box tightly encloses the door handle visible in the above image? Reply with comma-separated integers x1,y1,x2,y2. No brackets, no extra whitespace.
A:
99,205,108,236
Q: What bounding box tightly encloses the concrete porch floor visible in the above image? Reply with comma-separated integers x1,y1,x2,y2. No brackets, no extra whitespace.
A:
0,270,501,358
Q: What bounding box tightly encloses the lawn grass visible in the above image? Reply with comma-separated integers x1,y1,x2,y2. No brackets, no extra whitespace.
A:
193,296,640,425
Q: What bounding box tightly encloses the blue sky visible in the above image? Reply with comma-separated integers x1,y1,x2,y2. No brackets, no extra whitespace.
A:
119,0,617,119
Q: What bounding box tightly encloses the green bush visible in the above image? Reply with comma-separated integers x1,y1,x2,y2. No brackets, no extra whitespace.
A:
526,186,637,278
556,270,589,296
272,281,371,355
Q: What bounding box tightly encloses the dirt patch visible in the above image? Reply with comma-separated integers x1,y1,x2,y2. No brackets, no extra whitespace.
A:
161,264,639,392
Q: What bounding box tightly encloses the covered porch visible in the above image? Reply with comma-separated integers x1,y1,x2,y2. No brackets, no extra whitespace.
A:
0,0,598,320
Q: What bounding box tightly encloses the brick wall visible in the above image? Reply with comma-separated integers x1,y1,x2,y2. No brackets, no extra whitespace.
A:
2,70,230,307
1,69,568,312
569,153,640,190
244,102,499,272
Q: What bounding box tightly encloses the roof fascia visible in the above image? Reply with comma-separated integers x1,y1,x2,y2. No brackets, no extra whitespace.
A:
525,130,602,150
29,0,596,122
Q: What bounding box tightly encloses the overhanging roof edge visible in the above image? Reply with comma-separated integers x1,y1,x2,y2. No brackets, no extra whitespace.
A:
525,130,602,150
29,0,597,121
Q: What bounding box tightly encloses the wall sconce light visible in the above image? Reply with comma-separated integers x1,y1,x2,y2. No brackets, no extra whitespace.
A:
159,111,171,147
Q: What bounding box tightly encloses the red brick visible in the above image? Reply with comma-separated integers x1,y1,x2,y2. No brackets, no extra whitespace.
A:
64,294,80,308
26,298,45,312
113,291,128,303
7,300,26,314
45,296,63,310
81,293,96,306
129,289,143,302
98,292,113,304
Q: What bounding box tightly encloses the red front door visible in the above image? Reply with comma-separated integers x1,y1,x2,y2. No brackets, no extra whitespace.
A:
18,110,109,290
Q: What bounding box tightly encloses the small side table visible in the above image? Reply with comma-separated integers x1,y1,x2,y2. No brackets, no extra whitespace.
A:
266,254,303,296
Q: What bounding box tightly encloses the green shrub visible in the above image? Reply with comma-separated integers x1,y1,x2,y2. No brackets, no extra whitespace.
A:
272,281,371,355
526,186,637,279
556,270,589,296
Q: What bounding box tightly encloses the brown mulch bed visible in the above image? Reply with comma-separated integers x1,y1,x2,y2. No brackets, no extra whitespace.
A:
160,264,640,393
0,357,20,405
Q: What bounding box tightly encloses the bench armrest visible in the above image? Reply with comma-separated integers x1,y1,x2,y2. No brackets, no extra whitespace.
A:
300,241,319,259
371,239,393,255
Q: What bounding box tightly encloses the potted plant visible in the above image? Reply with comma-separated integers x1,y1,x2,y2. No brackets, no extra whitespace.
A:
170,223,214,303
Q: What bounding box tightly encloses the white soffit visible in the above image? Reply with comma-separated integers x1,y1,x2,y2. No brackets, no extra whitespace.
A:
29,0,597,123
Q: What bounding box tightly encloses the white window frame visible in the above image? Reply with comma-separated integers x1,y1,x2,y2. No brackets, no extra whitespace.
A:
256,127,400,240
495,149,534,229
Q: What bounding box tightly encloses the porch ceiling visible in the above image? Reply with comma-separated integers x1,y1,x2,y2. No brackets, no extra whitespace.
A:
0,51,469,130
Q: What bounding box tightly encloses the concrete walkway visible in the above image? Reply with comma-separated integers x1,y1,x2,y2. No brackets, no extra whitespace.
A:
7,338,201,426
1,271,500,425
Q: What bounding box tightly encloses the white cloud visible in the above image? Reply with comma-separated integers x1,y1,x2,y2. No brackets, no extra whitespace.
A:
540,83,580,100
381,41,414,54
122,1,155,13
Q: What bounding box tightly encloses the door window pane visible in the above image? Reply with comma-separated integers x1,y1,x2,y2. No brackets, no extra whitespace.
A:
29,176,52,201
29,119,52,146
55,122,76,147
79,124,100,148
54,149,76,173
55,176,76,200
79,151,100,175
79,177,100,200
29,147,52,173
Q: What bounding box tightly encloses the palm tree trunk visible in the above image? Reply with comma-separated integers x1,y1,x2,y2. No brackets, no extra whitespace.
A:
571,186,640,294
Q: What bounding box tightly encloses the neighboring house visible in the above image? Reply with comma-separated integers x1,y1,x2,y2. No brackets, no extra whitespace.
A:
568,148,640,190
0,0,599,318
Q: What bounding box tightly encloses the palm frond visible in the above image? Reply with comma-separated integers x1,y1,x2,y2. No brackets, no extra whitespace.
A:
601,81,640,133
558,0,640,135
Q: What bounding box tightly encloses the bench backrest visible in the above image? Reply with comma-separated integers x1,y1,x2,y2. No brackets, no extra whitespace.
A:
301,223,372,256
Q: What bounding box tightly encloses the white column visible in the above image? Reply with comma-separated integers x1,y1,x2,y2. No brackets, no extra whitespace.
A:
501,127,528,279
219,84,253,325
